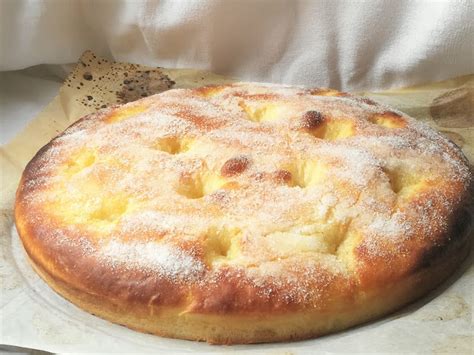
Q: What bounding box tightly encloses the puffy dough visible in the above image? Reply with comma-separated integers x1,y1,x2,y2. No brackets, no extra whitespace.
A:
15,83,472,344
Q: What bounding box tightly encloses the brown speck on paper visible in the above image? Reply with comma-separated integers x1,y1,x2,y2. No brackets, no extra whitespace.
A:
83,72,93,81
116,70,174,103
61,50,233,123
64,52,174,112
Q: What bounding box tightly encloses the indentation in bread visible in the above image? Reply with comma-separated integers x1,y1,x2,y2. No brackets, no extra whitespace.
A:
176,169,228,199
239,101,287,123
369,111,406,129
154,136,194,155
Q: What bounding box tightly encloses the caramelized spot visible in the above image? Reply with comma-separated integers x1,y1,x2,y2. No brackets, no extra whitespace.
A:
234,93,279,101
195,85,225,98
309,88,349,97
175,110,224,130
221,156,250,177
301,110,325,129
221,181,240,190
273,169,293,184
106,104,149,123
370,111,406,128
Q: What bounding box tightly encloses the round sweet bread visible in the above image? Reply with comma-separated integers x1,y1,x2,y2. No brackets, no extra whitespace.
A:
15,83,472,344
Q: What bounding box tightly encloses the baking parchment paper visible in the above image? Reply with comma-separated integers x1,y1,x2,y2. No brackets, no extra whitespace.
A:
1,51,472,353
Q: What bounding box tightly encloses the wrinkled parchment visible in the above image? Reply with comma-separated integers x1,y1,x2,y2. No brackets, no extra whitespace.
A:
1,51,472,353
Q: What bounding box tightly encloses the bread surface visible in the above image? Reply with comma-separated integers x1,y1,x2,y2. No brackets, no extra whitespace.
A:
15,83,472,344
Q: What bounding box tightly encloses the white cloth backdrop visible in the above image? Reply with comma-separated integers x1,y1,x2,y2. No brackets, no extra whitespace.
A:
0,0,473,91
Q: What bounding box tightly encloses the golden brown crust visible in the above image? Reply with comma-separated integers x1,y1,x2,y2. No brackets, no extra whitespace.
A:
15,82,472,344
21,220,472,344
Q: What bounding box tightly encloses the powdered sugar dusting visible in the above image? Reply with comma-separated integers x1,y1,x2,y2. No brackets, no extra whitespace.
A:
18,82,472,293
367,212,412,238
101,240,205,279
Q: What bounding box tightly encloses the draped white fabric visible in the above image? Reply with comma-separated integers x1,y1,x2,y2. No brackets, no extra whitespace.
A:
1,0,473,90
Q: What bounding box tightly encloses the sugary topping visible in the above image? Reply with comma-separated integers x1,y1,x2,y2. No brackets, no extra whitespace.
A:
21,82,472,297
101,240,205,280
